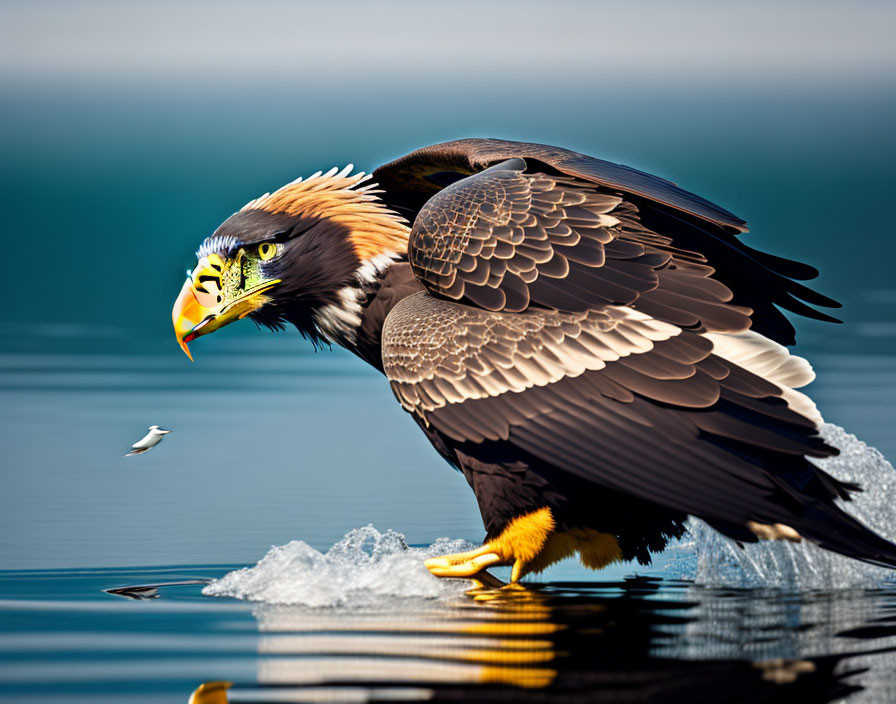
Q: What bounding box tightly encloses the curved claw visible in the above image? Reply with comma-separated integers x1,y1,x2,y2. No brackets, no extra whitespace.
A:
424,548,506,578
425,544,515,589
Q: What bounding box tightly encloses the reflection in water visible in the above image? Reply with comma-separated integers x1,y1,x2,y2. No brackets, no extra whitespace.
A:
186,579,896,703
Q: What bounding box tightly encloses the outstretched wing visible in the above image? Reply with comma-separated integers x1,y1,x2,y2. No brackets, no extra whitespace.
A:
375,138,840,345
382,293,896,568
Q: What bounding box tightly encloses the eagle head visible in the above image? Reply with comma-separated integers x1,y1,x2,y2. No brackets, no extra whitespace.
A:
172,167,409,359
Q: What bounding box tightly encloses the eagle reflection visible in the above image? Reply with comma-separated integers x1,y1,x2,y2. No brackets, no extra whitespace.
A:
189,578,892,703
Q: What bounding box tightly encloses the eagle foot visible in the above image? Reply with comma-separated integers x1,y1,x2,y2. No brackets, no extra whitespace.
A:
424,544,512,588
426,508,558,586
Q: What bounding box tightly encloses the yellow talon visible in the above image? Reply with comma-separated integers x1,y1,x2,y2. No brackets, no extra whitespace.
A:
425,509,556,585
426,508,624,587
424,545,508,579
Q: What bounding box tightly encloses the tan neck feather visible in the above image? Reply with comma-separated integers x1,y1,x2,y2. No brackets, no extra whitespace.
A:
242,168,410,261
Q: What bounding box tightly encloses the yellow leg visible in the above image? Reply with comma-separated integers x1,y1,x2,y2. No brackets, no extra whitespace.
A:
425,508,625,587
425,508,557,585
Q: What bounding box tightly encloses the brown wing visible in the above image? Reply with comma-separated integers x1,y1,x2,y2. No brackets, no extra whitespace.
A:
382,293,896,569
375,139,841,345
375,138,747,229
407,158,752,339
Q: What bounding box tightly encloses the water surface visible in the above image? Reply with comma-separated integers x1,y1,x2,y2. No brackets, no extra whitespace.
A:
4,539,896,703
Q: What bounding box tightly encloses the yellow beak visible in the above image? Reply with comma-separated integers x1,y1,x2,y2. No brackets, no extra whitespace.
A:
171,256,280,360
171,278,205,361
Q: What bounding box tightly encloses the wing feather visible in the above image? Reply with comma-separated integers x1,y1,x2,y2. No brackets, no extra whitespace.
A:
378,293,895,564
407,159,755,341
375,138,841,345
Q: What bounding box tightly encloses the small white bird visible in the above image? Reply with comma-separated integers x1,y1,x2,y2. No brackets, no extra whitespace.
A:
124,425,171,456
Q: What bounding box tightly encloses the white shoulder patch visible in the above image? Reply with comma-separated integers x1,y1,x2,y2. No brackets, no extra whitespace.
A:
312,252,401,347
703,330,823,425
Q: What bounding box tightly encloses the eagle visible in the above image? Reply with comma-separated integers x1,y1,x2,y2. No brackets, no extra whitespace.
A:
171,139,896,585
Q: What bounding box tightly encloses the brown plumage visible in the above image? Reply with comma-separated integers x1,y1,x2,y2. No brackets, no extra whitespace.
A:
375,139,840,346
240,169,410,262
181,138,896,580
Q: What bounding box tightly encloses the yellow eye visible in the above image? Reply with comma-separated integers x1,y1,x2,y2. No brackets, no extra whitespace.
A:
257,243,277,261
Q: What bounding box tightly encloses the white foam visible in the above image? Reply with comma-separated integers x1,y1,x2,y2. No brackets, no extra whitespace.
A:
203,525,474,607
206,426,896,601
681,423,896,589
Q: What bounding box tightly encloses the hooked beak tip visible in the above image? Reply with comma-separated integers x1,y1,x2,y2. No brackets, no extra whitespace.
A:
173,277,201,362
178,337,194,362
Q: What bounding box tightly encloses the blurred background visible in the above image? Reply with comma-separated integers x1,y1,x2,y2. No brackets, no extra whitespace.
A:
2,0,895,569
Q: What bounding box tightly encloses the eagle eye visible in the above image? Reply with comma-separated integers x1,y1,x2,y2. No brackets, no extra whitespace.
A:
257,243,277,261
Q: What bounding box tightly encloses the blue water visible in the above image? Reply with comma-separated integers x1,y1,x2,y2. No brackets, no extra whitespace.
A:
2,1,896,701
3,562,896,703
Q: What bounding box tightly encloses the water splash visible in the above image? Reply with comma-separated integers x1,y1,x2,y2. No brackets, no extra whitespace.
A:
206,425,896,603
685,423,896,589
203,525,474,606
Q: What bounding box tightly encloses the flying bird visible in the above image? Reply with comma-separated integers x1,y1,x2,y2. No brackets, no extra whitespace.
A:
171,139,896,584
125,425,171,456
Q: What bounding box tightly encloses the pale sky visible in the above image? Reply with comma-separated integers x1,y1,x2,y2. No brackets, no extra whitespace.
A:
1,1,894,88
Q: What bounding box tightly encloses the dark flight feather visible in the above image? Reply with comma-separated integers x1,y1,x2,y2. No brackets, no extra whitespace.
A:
375,138,841,346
